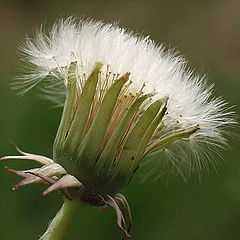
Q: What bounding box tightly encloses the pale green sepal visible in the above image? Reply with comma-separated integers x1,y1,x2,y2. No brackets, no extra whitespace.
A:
74,73,130,186
63,63,103,153
128,97,168,173
95,94,149,170
54,62,78,152
91,94,150,191
105,99,163,193
144,124,200,156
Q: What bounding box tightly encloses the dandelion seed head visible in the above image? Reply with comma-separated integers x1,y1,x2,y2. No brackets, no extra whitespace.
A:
15,17,237,177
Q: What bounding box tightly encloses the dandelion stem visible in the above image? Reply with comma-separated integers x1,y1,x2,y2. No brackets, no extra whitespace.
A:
40,198,84,240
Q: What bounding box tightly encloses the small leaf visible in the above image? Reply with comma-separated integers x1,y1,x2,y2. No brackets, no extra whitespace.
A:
107,99,163,193
54,62,78,151
0,141,53,165
74,73,130,186
114,193,132,234
5,163,66,190
43,174,84,196
92,94,150,191
104,195,131,237
63,63,103,153
129,97,168,172
145,124,200,156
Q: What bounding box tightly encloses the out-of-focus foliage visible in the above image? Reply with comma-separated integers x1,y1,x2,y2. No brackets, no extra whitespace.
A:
0,0,239,239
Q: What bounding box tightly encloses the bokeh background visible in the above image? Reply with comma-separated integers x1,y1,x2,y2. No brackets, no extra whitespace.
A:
0,0,239,239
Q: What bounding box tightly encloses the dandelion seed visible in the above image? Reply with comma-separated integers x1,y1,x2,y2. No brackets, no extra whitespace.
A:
1,17,237,239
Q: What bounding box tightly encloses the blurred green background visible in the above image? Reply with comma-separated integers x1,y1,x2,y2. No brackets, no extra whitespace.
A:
0,0,239,239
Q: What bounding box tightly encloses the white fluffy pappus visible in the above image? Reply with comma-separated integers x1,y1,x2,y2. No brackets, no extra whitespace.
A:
15,17,237,177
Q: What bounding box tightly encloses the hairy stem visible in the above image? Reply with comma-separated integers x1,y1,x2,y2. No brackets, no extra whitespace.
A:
40,198,84,240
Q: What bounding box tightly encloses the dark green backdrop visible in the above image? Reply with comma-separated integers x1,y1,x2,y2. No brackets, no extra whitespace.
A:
0,0,239,239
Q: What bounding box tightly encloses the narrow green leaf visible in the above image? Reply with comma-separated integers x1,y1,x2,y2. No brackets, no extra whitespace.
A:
54,62,78,152
94,94,149,173
105,99,163,193
74,73,130,185
63,63,103,153
145,124,200,156
90,94,150,192
128,97,168,172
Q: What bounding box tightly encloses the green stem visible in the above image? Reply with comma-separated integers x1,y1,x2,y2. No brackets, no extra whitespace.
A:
40,199,84,240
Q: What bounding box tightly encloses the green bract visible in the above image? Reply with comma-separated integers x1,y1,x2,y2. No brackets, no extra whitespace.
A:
53,63,196,197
